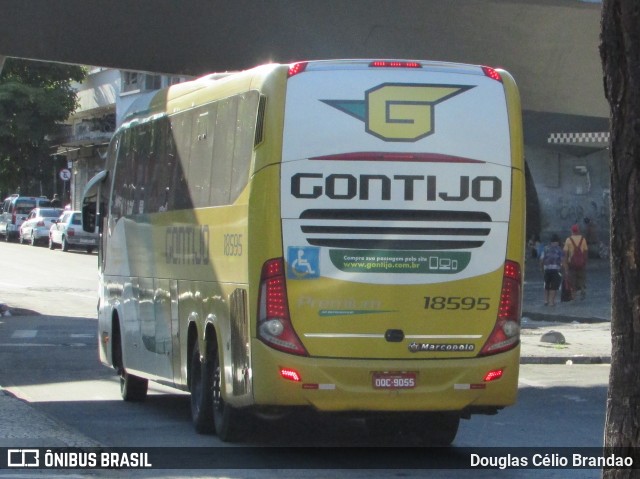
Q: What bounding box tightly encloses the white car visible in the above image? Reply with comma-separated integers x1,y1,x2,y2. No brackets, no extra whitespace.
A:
19,207,64,246
49,210,98,253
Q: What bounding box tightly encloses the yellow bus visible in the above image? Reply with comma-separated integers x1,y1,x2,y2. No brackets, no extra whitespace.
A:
83,59,525,445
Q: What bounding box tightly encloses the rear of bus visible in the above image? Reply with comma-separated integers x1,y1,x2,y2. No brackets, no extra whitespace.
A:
251,60,524,441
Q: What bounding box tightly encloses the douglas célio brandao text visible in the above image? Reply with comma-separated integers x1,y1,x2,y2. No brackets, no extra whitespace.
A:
470,452,633,469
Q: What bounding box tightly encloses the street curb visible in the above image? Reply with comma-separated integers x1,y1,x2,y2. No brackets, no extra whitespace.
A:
522,311,610,324
520,356,611,365
0,388,104,447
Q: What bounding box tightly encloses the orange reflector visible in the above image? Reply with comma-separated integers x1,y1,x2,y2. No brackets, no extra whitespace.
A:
483,369,504,382
280,367,302,382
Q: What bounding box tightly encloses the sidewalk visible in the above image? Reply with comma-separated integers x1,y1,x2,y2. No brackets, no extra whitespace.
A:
0,259,613,448
520,256,612,364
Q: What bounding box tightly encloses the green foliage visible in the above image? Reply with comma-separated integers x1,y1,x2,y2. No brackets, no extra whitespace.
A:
0,59,86,197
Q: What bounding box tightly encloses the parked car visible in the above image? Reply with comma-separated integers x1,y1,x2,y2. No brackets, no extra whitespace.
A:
49,210,98,253
0,195,53,242
19,207,64,246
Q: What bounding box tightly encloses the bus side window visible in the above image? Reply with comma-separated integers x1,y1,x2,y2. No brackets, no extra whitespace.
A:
169,113,192,211
230,91,260,203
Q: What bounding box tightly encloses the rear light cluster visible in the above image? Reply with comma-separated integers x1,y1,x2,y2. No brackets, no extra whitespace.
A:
67,228,75,237
257,258,308,356
479,260,522,356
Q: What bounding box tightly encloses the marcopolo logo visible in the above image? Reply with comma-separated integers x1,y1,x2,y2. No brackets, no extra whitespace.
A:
322,83,473,142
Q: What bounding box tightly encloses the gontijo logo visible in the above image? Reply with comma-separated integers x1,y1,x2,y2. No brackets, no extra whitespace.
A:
322,83,473,142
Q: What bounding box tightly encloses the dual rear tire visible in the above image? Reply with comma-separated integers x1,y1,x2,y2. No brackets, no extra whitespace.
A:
189,340,245,441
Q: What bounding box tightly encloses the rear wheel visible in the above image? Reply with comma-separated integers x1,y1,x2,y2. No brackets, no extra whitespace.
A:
212,347,246,441
112,319,147,402
30,235,37,246
120,370,148,402
62,236,69,252
48,237,55,250
190,341,214,433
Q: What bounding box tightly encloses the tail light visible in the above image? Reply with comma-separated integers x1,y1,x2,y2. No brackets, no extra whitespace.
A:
370,60,422,69
36,220,45,227
257,258,308,356
279,367,302,382
482,66,503,82
479,261,522,356
288,62,308,78
11,212,16,225
483,368,504,382
67,228,75,237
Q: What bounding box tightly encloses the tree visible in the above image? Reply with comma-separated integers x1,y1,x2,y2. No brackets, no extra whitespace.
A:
600,1,640,477
0,59,85,197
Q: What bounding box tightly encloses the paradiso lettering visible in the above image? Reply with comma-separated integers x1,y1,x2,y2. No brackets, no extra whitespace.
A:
291,173,502,202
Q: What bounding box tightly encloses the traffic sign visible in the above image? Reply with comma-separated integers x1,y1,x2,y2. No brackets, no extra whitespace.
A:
59,169,72,181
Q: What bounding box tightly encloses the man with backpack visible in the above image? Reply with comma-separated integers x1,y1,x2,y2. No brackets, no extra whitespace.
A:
563,224,588,300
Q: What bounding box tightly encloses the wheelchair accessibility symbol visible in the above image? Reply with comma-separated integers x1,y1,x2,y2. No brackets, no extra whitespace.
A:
287,247,320,279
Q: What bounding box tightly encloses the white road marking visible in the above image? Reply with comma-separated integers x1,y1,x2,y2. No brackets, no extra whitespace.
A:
11,330,37,339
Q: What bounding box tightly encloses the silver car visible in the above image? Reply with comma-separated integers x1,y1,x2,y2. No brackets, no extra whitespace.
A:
49,210,98,253
19,207,64,246
0,195,52,242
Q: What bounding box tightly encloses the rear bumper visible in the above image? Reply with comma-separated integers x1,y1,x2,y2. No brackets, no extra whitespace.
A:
33,227,51,240
66,236,98,247
249,340,520,413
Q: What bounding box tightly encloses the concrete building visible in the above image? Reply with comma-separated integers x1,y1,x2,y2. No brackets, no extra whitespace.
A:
50,68,190,210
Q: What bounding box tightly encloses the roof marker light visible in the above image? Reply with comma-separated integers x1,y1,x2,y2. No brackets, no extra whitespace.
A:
288,62,308,77
482,66,503,82
370,61,422,69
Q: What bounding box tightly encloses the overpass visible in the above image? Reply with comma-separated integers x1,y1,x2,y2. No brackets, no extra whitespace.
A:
0,0,611,239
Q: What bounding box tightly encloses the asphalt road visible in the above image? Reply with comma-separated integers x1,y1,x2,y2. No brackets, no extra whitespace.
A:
0,241,612,478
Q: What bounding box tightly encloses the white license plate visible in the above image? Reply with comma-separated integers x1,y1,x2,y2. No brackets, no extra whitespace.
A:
372,372,417,389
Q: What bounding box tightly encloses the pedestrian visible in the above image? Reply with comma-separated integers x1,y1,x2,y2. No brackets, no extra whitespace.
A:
540,234,563,306
563,223,588,300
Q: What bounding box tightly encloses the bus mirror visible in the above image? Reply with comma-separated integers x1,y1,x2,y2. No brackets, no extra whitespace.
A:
82,201,97,233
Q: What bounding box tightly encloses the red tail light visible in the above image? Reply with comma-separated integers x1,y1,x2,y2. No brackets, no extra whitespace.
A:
479,261,522,356
257,258,308,356
279,367,302,382
11,213,16,225
67,228,75,237
36,220,45,227
288,62,308,78
483,368,504,382
482,66,503,82
370,60,422,69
